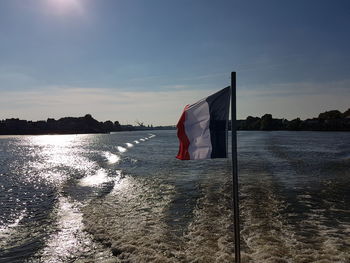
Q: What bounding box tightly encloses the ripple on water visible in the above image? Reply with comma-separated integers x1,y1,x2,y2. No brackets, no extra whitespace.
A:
32,196,113,263
83,176,182,262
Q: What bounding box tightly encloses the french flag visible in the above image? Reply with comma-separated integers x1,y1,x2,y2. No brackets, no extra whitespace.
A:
176,87,230,160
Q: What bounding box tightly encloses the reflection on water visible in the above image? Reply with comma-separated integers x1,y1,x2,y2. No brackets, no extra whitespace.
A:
0,131,349,262
125,143,134,148
103,151,120,164
30,134,78,146
79,169,111,187
39,197,91,262
0,208,26,246
117,146,127,153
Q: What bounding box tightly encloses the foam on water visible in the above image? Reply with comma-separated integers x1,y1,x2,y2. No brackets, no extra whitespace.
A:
82,164,238,262
134,140,140,144
33,196,113,263
38,197,90,261
125,142,134,148
83,176,182,262
1,131,349,262
103,151,120,164
117,146,127,153
236,132,350,263
79,169,111,187
181,179,235,263
73,132,350,262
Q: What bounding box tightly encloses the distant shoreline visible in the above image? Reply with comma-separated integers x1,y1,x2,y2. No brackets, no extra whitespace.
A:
0,129,176,136
0,114,176,136
236,108,350,132
1,130,350,137
1,109,349,135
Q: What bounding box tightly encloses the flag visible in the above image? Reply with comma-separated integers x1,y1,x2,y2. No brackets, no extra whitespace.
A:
176,87,230,160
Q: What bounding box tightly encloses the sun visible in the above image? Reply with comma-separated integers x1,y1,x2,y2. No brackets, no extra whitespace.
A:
46,0,84,15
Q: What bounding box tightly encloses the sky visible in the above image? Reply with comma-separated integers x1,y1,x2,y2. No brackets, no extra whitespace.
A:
0,0,349,125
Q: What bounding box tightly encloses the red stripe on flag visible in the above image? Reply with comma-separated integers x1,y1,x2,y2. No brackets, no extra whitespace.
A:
176,105,190,160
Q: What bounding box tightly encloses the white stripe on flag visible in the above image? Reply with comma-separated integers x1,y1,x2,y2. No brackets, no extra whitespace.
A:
184,99,212,159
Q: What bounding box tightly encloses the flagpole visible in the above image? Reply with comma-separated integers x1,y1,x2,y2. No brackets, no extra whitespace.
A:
231,71,241,263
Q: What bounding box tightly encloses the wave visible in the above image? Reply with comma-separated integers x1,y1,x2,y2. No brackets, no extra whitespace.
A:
117,146,127,153
103,151,120,164
0,209,27,248
79,169,112,187
82,176,179,262
125,143,134,148
36,196,112,262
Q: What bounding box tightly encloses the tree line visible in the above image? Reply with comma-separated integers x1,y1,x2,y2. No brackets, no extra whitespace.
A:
237,109,350,131
1,109,349,135
0,114,135,135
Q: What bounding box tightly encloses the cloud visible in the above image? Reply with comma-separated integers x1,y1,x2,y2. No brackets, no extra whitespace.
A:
0,86,217,125
1,78,348,125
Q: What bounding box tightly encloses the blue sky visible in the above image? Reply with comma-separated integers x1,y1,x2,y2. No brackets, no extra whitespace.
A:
0,0,349,125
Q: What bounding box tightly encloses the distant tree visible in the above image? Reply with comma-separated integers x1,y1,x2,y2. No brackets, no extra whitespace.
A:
114,121,121,131
103,120,114,132
244,116,261,130
343,108,350,118
318,110,342,120
286,118,302,130
260,114,273,130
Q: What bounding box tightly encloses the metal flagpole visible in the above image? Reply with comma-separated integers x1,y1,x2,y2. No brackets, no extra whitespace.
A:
231,71,241,263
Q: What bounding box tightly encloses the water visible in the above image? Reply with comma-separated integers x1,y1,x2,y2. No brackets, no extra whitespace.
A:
0,131,349,263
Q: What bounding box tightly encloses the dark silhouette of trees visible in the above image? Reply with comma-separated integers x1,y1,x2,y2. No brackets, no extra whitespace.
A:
286,118,302,130
343,108,350,118
1,109,349,135
318,110,342,120
241,116,260,130
0,114,134,135
114,121,121,131
103,120,114,132
236,109,350,131
260,114,273,130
